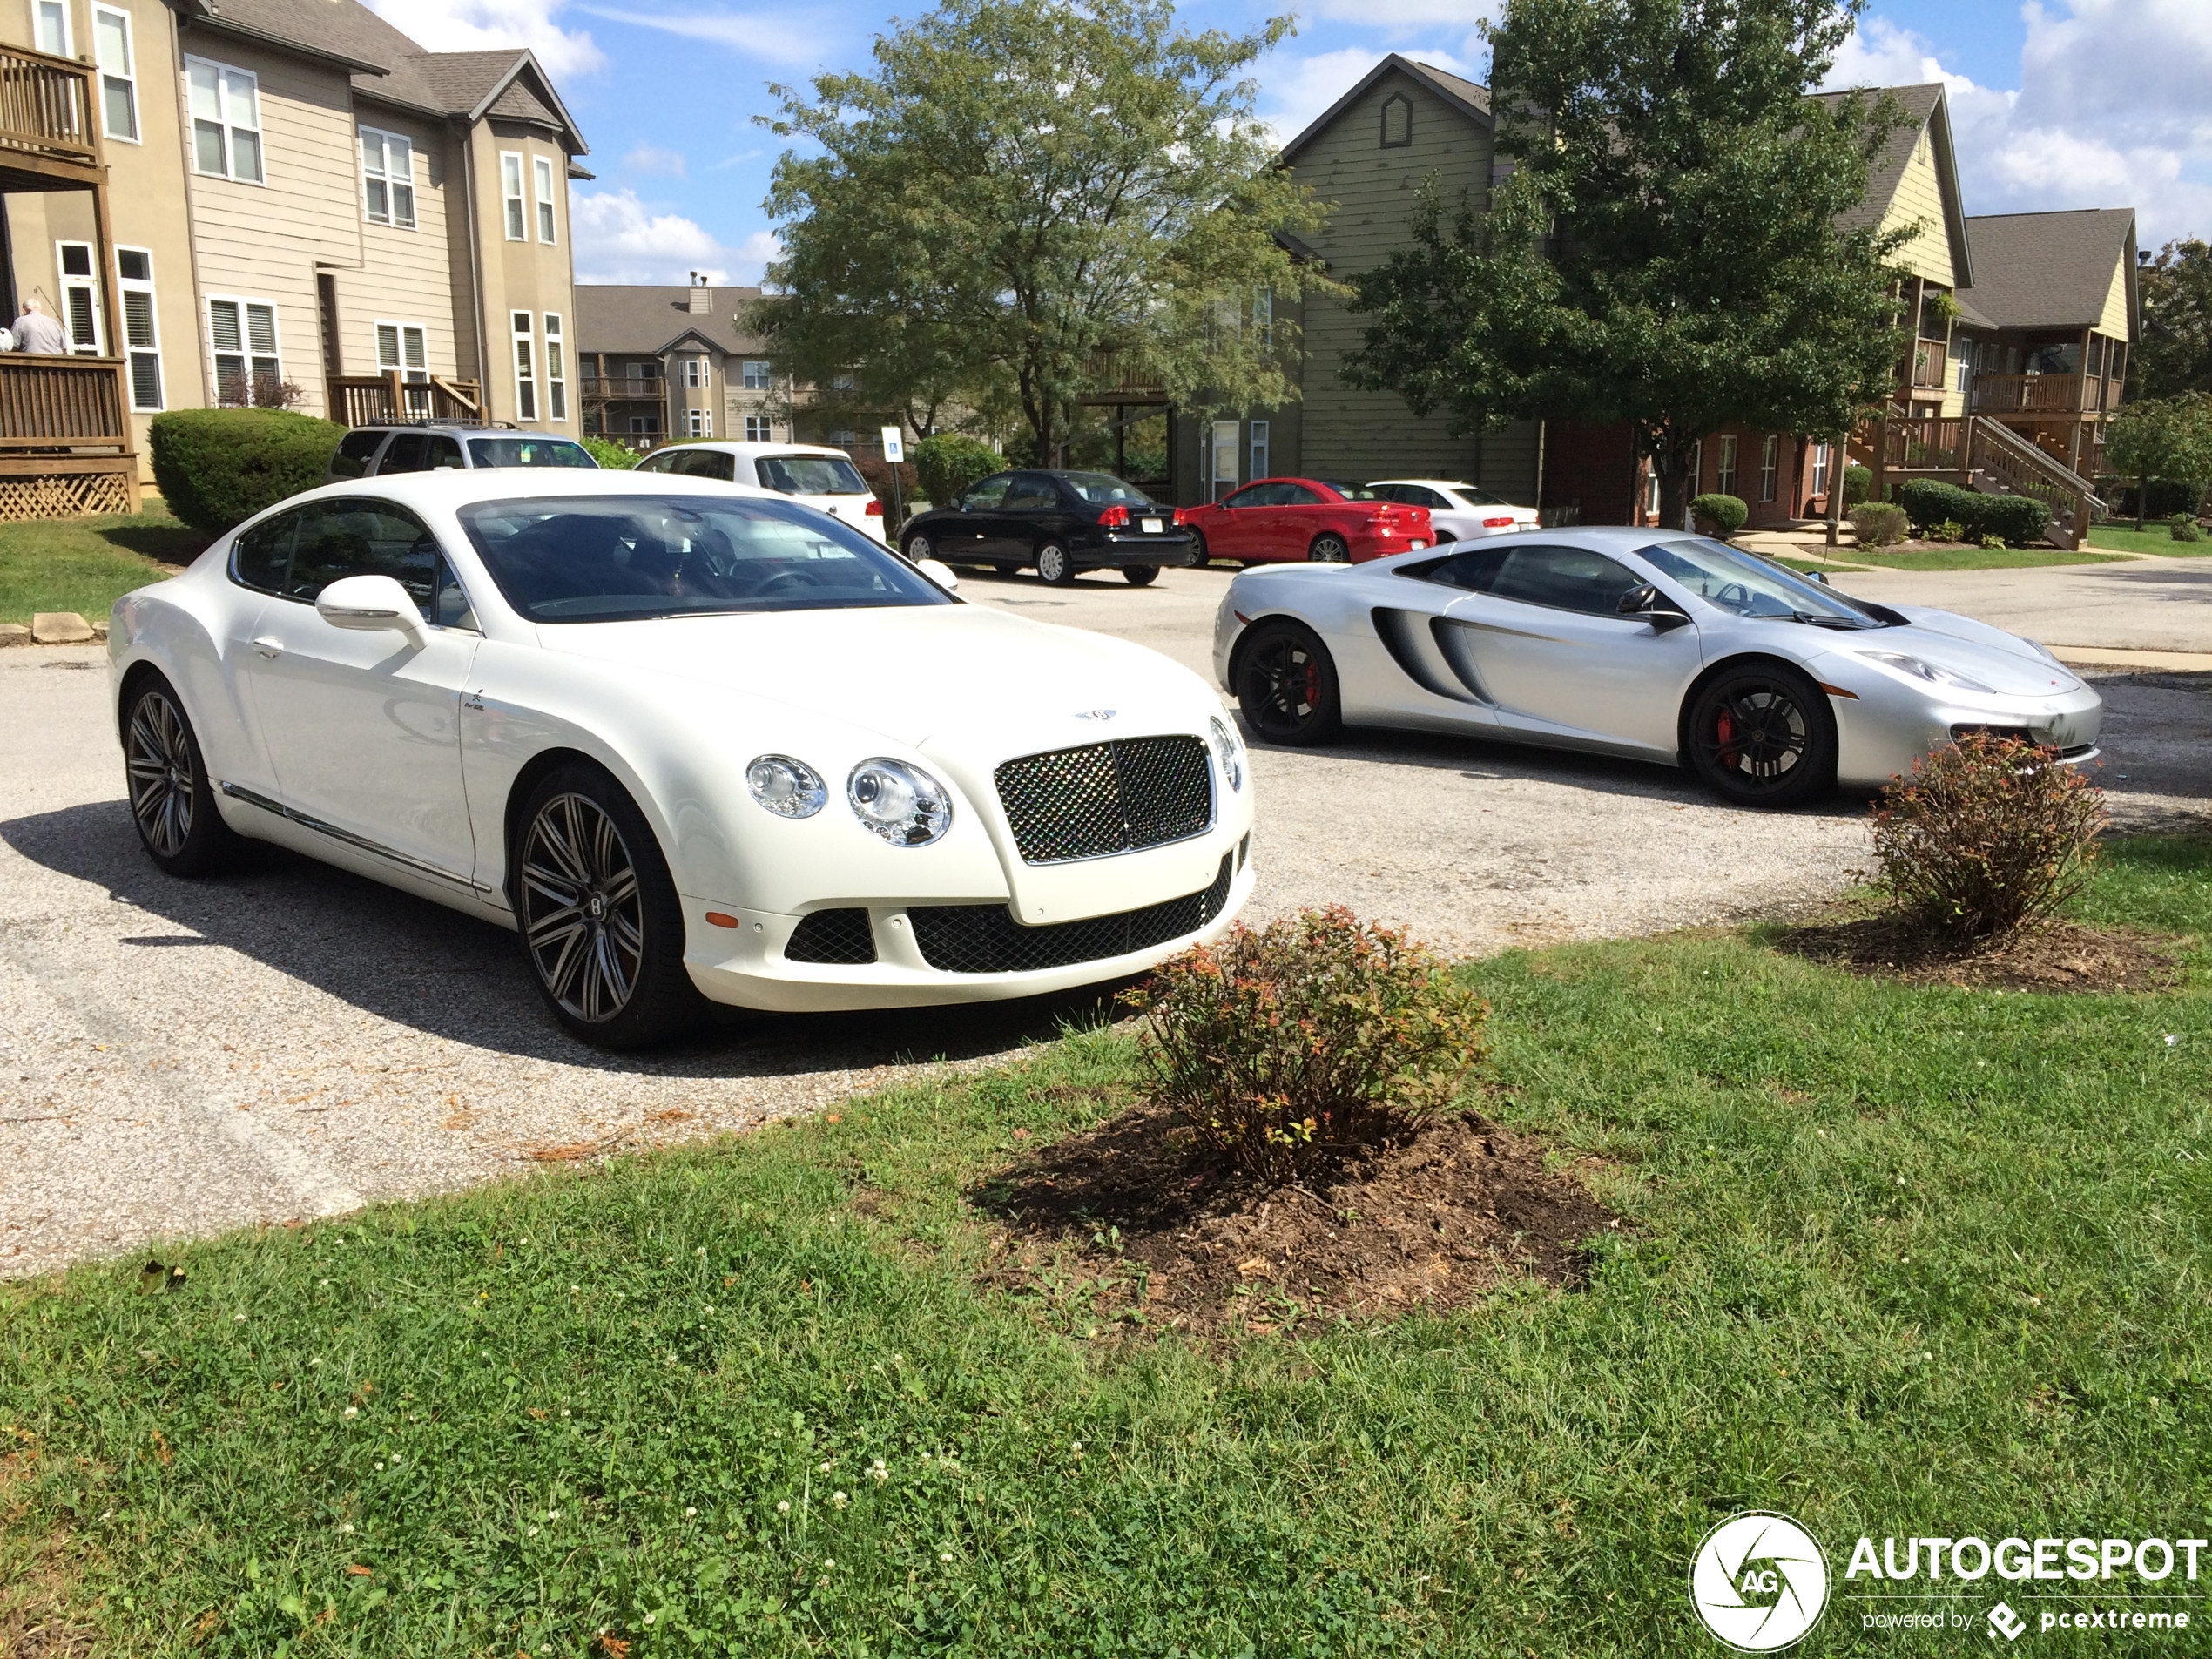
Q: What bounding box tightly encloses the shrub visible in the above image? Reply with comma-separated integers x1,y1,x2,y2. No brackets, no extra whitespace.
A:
1849,502,1907,547
913,434,1005,507
2102,476,2202,519
1842,462,1873,508
1689,492,1748,537
1871,732,2107,941
1932,518,1966,543
1893,478,2049,546
581,435,638,469
1979,535,2006,550
1895,477,1974,534
150,408,345,536
1122,907,1487,1184
2171,512,2203,543
1974,492,2052,546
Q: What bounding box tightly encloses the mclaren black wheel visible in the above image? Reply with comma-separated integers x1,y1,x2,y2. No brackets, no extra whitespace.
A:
122,673,242,876
1235,619,1341,745
1684,662,1838,808
514,763,706,1048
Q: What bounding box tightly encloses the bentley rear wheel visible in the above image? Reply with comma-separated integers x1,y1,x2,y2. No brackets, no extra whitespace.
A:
123,673,241,876
516,764,705,1048
1236,620,1341,745
1685,663,1837,808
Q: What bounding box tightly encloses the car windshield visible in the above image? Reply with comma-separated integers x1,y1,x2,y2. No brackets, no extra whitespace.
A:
1059,472,1152,505
757,454,870,495
468,437,597,469
459,495,956,622
1637,536,1884,628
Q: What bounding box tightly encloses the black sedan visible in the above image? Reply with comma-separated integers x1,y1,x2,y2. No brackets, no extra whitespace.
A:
899,469,1197,586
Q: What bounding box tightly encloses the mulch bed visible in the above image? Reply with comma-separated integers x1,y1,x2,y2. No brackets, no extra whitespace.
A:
1777,914,2180,993
970,1100,1618,1339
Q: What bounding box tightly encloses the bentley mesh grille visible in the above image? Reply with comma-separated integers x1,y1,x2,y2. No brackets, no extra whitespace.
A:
909,853,1234,974
993,736,1212,864
785,907,877,965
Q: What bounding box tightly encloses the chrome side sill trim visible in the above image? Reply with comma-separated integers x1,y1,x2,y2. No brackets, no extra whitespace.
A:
219,781,494,894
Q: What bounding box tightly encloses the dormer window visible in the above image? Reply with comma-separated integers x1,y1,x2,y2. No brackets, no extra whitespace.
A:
1380,93,1412,148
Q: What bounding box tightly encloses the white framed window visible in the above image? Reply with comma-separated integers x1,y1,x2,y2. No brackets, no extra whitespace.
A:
1208,418,1238,496
511,310,536,420
740,360,770,389
1252,286,1272,345
543,313,566,421
1811,442,1831,500
32,0,71,57
744,414,771,441
360,127,415,229
187,58,261,183
1642,466,1660,518
501,153,525,240
1758,435,1778,502
92,6,137,142
1715,434,1738,498
682,356,709,389
685,408,712,437
374,321,428,383
533,155,556,243
117,246,161,410
1248,419,1269,482
55,241,100,354
207,295,280,406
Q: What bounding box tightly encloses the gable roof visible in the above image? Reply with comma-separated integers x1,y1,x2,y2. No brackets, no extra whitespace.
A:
576,286,770,355
1812,82,1972,288
1954,209,2139,334
1277,54,1491,165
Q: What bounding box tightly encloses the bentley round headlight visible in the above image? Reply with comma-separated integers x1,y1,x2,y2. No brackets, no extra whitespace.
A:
746,754,827,819
1208,714,1244,792
847,759,952,846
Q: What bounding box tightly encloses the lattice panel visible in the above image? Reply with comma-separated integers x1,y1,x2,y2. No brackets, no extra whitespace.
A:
0,469,134,521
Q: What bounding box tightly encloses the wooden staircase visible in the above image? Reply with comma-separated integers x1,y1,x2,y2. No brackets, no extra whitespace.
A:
1850,414,2107,549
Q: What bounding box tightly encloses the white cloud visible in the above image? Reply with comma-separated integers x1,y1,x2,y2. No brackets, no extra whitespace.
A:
363,0,604,78
710,148,765,171
623,144,688,178
1258,44,1480,149
569,187,780,285
1826,5,2212,247
573,6,820,65
1306,0,1498,23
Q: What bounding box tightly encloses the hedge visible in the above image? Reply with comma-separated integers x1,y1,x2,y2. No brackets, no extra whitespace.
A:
1689,492,1747,537
1894,478,2051,546
580,435,638,469
1841,463,1872,508
150,408,345,536
913,434,1004,507
2102,476,2202,519
1849,502,1907,547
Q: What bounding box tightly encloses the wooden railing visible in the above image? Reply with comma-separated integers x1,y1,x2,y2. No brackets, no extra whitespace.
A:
1855,414,2107,547
0,44,98,172
1909,339,1949,389
1868,417,1968,473
1970,373,2123,415
0,355,126,448
327,372,487,428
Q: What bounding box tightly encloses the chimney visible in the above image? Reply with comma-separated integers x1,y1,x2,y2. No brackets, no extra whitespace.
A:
686,272,712,314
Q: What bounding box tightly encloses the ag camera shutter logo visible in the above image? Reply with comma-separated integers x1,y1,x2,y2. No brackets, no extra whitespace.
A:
1689,1512,1830,1650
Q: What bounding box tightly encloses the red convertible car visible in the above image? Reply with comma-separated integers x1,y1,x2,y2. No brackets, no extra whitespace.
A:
1180,477,1433,565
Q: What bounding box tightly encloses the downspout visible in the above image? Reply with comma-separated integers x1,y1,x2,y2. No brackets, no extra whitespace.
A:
459,118,490,415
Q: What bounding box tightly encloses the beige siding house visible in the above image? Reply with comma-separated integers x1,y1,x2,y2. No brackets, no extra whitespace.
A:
576,280,792,449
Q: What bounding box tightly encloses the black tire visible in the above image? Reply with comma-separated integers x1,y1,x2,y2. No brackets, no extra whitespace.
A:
991,563,1021,577
513,762,706,1048
1186,530,1209,568
122,672,243,877
1309,534,1351,564
1121,563,1159,586
1683,661,1838,808
904,532,934,563
1235,620,1341,745
1036,543,1077,586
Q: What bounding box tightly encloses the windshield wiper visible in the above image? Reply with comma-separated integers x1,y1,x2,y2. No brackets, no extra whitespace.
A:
1791,610,1868,630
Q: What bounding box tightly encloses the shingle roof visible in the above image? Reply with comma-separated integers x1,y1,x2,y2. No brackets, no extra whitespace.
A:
1955,209,2138,333
1276,53,1491,165
1815,84,1944,234
575,287,771,355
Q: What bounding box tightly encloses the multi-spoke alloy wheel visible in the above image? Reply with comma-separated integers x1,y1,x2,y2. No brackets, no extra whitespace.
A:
1235,620,1340,745
1685,664,1836,807
120,675,239,876
521,792,644,1024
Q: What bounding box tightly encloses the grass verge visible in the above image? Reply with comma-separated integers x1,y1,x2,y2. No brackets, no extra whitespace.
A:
0,504,203,629
2087,523,2212,557
1817,545,2125,571
3,840,2210,1655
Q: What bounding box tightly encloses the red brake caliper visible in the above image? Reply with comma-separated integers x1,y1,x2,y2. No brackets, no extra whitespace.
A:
1715,709,1737,768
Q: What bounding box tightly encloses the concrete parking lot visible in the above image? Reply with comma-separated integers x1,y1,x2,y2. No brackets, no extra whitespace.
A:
3,552,2204,1278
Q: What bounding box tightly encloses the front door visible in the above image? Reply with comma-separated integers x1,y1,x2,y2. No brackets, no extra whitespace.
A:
239,497,481,887
988,472,1062,561
937,472,1011,560
1208,482,1275,558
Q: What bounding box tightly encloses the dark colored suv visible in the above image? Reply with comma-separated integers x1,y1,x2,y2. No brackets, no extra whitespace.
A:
896,469,1195,586
326,425,598,482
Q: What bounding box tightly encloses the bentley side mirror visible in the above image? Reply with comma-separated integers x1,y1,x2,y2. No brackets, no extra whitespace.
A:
316,574,428,646
1618,583,1692,632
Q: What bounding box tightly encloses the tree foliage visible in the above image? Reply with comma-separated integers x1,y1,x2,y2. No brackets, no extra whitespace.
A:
2136,238,2212,401
1345,0,1913,527
754,0,1331,461
2105,392,2212,528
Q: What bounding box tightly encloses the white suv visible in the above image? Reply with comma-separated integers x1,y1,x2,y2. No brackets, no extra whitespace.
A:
635,442,887,543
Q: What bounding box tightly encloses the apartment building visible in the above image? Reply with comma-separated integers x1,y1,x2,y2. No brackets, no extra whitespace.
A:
0,0,586,515
575,278,795,448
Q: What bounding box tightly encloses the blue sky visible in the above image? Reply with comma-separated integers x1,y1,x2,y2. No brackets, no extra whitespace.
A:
361,0,2212,285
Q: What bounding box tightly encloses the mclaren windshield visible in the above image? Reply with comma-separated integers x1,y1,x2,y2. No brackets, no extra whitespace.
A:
1638,537,1887,629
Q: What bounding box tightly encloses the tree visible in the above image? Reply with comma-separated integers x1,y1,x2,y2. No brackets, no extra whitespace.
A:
2105,393,2212,530
755,0,1331,462
1344,0,1914,531
2136,239,2212,401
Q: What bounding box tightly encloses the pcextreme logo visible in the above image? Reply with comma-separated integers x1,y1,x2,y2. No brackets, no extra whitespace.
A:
1689,1512,1831,1651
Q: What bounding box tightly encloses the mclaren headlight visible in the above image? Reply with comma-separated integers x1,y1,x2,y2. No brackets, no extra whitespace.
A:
1860,651,1997,696
1208,714,1245,792
745,754,827,818
847,759,952,846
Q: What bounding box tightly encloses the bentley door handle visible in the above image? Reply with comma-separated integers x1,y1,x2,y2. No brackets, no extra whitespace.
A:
252,635,283,658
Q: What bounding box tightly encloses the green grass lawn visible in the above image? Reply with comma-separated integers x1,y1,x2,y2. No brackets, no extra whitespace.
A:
6,841,2211,1655
2087,523,2212,557
0,504,204,629
1808,544,2125,572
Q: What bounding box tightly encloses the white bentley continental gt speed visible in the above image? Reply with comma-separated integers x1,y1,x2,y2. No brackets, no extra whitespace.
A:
110,470,1255,1046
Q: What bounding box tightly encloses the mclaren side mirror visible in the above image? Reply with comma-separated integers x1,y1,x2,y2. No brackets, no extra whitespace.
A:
1811,569,1832,585
1618,583,1692,632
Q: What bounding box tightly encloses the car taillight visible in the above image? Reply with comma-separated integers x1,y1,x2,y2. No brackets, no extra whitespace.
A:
1483,516,1514,528
1098,504,1129,528
865,499,884,516
1170,507,1188,526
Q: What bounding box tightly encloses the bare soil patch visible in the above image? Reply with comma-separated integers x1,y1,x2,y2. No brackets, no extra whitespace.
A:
972,1101,1618,1338
1777,914,2179,993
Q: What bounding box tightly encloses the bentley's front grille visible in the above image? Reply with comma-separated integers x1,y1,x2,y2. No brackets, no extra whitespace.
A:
993,736,1211,864
785,907,876,964
908,853,1234,974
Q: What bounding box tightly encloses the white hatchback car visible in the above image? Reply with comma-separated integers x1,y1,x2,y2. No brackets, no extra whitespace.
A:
108,470,1256,1047
635,441,888,542
1366,480,1540,543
